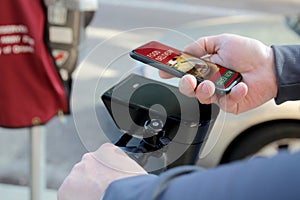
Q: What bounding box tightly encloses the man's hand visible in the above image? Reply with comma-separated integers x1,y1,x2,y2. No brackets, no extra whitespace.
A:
57,143,147,200
160,34,277,114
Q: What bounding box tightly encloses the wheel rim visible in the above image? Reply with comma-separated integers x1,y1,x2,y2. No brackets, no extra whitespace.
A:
254,138,300,158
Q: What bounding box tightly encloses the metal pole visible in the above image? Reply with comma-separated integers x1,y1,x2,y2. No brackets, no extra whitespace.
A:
30,125,46,200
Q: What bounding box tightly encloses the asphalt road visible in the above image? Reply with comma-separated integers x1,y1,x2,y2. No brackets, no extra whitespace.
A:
0,0,299,190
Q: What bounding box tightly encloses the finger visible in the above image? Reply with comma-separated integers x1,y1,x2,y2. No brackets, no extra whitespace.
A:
218,82,248,114
93,143,127,163
159,70,174,79
228,82,248,103
194,80,216,104
92,143,146,174
184,35,220,57
184,40,208,58
178,75,197,97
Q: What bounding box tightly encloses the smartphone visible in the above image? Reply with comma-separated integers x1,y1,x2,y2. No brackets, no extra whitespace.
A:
130,41,242,94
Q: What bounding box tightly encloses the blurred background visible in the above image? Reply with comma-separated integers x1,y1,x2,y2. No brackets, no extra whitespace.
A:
0,0,299,199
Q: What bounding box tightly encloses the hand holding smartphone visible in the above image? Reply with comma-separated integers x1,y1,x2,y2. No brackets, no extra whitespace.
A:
130,41,242,94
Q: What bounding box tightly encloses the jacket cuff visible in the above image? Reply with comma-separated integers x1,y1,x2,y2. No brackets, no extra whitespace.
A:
103,166,202,200
271,45,300,104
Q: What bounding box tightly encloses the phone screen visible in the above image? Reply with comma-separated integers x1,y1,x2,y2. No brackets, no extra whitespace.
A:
131,41,242,91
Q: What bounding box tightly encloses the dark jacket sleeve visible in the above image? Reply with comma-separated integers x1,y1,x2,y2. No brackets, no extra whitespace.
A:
103,151,300,200
271,45,300,104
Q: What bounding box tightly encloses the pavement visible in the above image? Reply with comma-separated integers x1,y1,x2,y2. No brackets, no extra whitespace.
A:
0,0,299,199
0,183,57,200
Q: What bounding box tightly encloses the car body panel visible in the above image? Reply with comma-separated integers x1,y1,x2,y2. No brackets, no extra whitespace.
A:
198,100,300,167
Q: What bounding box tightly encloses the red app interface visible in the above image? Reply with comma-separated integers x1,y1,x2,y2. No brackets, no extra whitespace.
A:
133,41,240,88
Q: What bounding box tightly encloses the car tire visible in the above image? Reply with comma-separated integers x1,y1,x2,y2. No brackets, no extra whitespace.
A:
220,120,300,164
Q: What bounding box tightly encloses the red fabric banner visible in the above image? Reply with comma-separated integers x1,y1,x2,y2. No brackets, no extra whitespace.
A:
0,0,69,128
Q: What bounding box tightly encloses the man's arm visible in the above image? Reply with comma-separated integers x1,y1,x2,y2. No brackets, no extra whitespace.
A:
104,151,300,200
272,45,300,104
